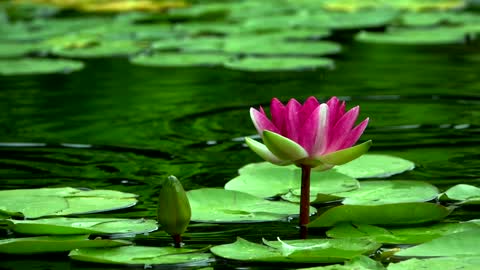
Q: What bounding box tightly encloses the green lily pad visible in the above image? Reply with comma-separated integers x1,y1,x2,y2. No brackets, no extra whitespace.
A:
326,221,480,244
0,235,130,254
331,154,415,178
355,27,468,45
69,246,212,265
0,42,41,58
309,203,451,227
0,187,137,219
297,9,398,30
396,229,480,257
152,37,225,52
210,237,380,263
388,256,480,270
130,52,229,67
401,12,480,27
298,255,385,270
337,180,438,205
6,217,157,235
442,184,480,204
225,162,359,199
51,40,144,58
224,56,334,72
0,58,84,75
187,188,316,223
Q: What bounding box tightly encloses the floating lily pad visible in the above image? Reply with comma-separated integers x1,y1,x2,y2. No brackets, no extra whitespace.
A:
308,203,451,227
152,37,225,52
225,162,359,199
69,245,212,265
0,58,84,75
51,40,144,58
298,9,399,30
326,221,480,244
331,154,415,178
6,217,157,235
400,11,480,27
0,42,41,58
297,255,385,270
0,235,130,254
0,187,137,219
187,188,316,223
130,52,229,67
355,27,468,45
396,229,480,257
337,180,438,205
224,56,334,72
210,237,380,263
442,184,480,204
388,256,480,270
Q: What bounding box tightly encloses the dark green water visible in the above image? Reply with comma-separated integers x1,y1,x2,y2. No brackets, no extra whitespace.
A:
1,40,480,269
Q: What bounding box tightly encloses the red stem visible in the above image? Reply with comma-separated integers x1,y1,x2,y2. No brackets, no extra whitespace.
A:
300,164,311,239
173,234,182,248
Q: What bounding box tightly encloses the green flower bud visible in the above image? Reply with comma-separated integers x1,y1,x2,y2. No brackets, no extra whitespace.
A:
157,175,191,237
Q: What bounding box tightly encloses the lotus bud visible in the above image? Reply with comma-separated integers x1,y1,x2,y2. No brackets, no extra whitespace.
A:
157,175,191,247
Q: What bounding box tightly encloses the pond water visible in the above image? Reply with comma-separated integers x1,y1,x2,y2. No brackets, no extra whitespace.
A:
1,37,480,269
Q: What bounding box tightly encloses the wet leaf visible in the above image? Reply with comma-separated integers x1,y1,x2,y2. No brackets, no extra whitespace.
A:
0,58,84,75
187,188,316,223
297,255,385,270
6,217,157,235
0,235,130,254
442,184,480,204
309,203,451,227
331,154,415,178
210,237,380,263
69,245,212,265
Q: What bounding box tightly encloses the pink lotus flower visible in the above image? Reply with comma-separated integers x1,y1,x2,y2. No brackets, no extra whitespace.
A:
245,96,371,170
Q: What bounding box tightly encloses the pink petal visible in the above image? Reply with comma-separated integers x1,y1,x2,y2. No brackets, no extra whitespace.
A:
312,103,329,156
327,97,346,126
270,98,286,135
325,106,360,153
298,104,320,155
250,107,279,136
299,96,320,125
285,98,302,142
338,117,369,150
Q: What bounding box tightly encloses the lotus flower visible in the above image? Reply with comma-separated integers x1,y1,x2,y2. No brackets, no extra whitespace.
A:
245,96,371,170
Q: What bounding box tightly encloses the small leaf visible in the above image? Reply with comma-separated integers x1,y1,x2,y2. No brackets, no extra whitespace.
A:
332,154,415,178
442,184,480,204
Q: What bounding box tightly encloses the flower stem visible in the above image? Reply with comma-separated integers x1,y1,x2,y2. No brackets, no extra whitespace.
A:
300,164,311,239
173,234,182,248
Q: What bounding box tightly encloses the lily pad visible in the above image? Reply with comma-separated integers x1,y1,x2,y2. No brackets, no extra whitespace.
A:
152,37,225,52
0,42,41,58
0,187,138,219
308,203,451,227
331,154,415,178
396,229,480,257
69,245,212,265
187,188,316,223
51,40,143,58
337,180,438,205
6,217,157,235
224,57,334,72
0,235,130,254
326,221,480,244
442,184,480,204
130,52,229,67
210,237,380,263
225,162,359,199
355,27,468,45
0,58,84,75
298,255,385,270
388,256,480,270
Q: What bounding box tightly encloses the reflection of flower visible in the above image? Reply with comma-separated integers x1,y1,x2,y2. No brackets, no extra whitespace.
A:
246,96,371,170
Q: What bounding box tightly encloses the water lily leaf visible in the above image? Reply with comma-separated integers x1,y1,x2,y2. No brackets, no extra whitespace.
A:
396,229,480,257
187,188,316,223
326,221,480,244
388,256,480,270
6,217,157,235
224,56,334,72
0,58,84,75
69,245,212,265
130,52,229,67
0,42,41,58
210,237,380,263
331,154,415,178
401,11,480,27
309,203,451,227
225,162,359,199
0,235,130,254
152,37,225,52
355,27,468,45
336,180,439,205
442,184,480,204
297,255,385,270
320,0,466,12
0,187,137,219
51,40,144,58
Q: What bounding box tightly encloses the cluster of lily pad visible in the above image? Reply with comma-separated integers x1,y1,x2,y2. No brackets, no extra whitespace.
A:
1,153,480,269
0,0,479,75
